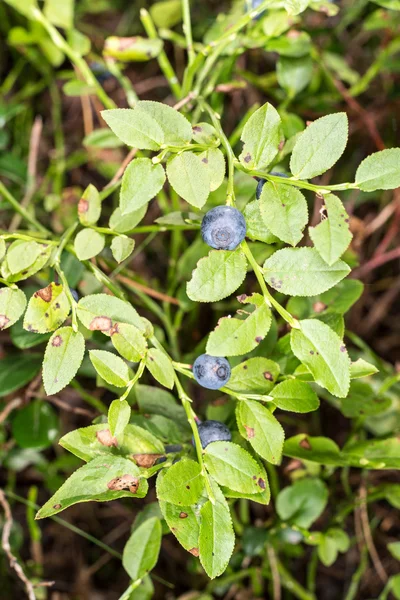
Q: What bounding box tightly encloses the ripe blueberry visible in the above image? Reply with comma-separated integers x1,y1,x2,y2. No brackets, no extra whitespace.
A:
197,420,232,449
255,172,290,200
69,288,79,303
201,206,246,250
193,354,231,390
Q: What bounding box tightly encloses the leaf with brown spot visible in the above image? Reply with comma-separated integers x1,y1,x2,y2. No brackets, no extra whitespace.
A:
244,425,255,439
77,183,101,226
96,429,118,448
237,399,284,465
133,454,163,468
189,548,199,557
0,286,26,331
90,316,113,332
43,327,85,395
36,456,147,519
24,282,70,333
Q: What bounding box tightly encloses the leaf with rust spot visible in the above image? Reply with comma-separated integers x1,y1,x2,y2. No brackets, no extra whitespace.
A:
133,454,163,468
43,327,85,395
107,474,140,492
0,287,26,331
244,425,255,438
24,282,70,334
96,429,118,447
189,548,199,557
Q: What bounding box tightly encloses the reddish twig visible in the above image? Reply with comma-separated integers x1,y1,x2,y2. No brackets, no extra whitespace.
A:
0,398,22,425
0,489,36,600
352,246,400,279
359,484,388,584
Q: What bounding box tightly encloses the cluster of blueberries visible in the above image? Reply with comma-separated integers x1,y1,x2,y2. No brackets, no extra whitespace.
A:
190,174,284,445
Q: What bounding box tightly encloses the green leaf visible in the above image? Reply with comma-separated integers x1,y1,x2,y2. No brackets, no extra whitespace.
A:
0,354,42,397
204,442,269,495
237,399,284,465
137,101,192,146
77,293,146,334
192,122,219,145
270,380,319,413
104,36,163,61
0,286,26,331
111,322,147,362
199,482,235,578
89,350,131,387
109,204,147,233
290,319,350,397
263,247,350,296
166,152,210,208
317,279,363,314
198,148,225,192
111,235,135,263
36,456,148,519
283,434,344,466
120,158,166,215
243,200,278,244
3,0,37,18
101,108,164,150
283,0,310,15
276,478,328,528
309,194,352,265
122,517,162,580
6,240,41,274
83,128,123,149
12,400,59,449
43,326,85,395
259,181,308,246
23,283,70,334
239,103,283,170
156,459,204,505
159,499,200,553
78,184,101,226
187,249,247,303
206,293,271,357
146,348,175,389
388,542,400,561
74,228,105,260
227,357,280,394
136,384,188,426
0,238,5,260
350,358,379,379
108,399,131,439
355,148,400,191
150,0,182,27
277,55,313,95
290,113,348,179
60,423,164,462
44,0,74,29
340,381,390,418
1,244,52,283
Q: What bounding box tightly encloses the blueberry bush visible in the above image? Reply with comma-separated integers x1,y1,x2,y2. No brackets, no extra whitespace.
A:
1,0,400,598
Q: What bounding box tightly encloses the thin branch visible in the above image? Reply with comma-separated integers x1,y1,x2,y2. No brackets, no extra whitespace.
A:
116,273,180,306
352,246,400,279
0,398,22,425
0,489,37,600
267,544,281,600
359,484,388,584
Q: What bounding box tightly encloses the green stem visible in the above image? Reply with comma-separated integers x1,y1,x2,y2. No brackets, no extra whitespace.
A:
140,9,182,98
0,180,49,233
70,380,108,414
241,241,299,328
307,549,319,594
344,545,369,600
105,59,138,107
118,580,142,600
199,100,236,203
151,337,215,503
275,559,316,600
7,491,121,558
182,0,195,65
236,164,357,194
33,8,116,110
119,361,146,401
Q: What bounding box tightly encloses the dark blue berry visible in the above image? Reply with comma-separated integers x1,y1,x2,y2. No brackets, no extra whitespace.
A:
193,354,231,390
255,173,290,199
69,288,79,302
197,420,232,448
89,62,113,84
201,206,246,251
